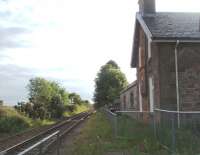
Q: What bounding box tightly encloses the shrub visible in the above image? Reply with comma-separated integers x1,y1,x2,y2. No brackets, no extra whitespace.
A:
0,106,31,133
0,116,30,133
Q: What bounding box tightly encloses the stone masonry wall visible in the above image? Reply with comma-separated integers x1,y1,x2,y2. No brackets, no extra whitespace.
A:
120,83,138,111
158,43,200,111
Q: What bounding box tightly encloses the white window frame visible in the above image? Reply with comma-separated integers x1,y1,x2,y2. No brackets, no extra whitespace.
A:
149,76,154,112
148,39,151,59
139,81,143,112
139,47,142,67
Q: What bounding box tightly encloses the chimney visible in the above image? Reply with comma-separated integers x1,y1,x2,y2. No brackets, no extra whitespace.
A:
138,0,156,15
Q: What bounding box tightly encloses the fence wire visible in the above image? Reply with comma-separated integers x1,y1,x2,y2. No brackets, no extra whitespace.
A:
103,108,200,155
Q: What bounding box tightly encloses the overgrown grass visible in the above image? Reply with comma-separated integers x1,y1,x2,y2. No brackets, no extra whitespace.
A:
0,106,32,133
157,123,200,155
70,111,169,155
63,104,90,117
0,106,54,134
0,104,89,134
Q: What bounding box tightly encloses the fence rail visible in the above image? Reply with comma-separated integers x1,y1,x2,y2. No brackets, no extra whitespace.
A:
103,107,200,155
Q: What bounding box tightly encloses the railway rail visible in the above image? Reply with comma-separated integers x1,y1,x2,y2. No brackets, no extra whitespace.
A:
0,111,92,155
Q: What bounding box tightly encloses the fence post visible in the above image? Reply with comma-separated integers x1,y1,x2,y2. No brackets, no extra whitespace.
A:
152,112,157,139
114,113,117,138
171,113,176,155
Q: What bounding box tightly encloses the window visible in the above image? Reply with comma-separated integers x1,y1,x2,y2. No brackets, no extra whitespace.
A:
130,92,134,108
139,47,142,67
123,95,126,109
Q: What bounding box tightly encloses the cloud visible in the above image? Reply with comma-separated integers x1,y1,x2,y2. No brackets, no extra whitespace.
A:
0,0,137,106
0,27,31,49
0,64,36,105
0,11,11,17
0,64,94,105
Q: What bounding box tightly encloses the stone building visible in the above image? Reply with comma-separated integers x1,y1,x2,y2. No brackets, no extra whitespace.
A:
120,81,138,111
131,0,200,116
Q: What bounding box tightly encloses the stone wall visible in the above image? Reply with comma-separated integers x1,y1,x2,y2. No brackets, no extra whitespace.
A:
158,43,200,111
178,45,200,111
120,82,138,111
158,43,177,110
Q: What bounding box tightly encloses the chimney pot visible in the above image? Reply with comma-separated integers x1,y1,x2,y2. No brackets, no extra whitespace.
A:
138,0,156,15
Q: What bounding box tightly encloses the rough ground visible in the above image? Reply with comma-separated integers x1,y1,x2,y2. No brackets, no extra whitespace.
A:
45,117,89,155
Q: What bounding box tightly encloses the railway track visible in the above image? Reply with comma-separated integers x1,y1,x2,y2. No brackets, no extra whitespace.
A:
0,111,91,155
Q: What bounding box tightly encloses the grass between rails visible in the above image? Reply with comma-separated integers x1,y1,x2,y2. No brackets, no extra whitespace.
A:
70,111,169,155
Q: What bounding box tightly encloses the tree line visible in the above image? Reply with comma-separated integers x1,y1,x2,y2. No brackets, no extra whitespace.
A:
14,77,90,119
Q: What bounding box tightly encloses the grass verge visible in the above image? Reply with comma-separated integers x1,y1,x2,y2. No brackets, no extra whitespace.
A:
0,106,54,134
70,111,169,155
0,104,89,135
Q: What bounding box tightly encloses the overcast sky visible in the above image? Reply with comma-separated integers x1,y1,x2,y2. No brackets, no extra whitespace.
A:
0,0,199,105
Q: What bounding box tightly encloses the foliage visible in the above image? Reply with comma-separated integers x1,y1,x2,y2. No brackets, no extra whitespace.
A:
0,100,3,106
70,112,169,155
64,104,90,117
28,77,52,105
69,93,82,105
15,77,91,120
0,106,31,133
0,106,55,134
13,77,69,119
48,94,66,118
94,60,128,108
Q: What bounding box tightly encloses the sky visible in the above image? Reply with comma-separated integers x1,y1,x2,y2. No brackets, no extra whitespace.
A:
0,0,199,105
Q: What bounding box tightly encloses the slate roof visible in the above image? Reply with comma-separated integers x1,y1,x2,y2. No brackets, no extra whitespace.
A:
131,12,200,68
142,12,200,40
121,80,137,94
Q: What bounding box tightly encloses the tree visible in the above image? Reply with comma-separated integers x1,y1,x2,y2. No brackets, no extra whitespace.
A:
32,103,47,119
106,60,119,69
69,93,82,105
0,100,3,106
15,102,26,113
27,77,52,106
49,95,65,118
27,77,69,119
94,60,128,108
24,102,33,118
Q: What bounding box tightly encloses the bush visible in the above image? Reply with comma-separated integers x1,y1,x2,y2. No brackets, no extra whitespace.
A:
0,116,30,133
0,106,31,133
66,104,77,112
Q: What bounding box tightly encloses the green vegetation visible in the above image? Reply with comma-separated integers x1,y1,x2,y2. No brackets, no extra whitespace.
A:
0,104,89,134
94,60,128,108
156,122,200,155
64,104,91,117
0,106,55,133
1,77,91,134
0,106,31,133
14,77,91,120
70,112,169,155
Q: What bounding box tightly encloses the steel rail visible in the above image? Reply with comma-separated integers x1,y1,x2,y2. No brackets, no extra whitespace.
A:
18,131,60,155
0,111,91,155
